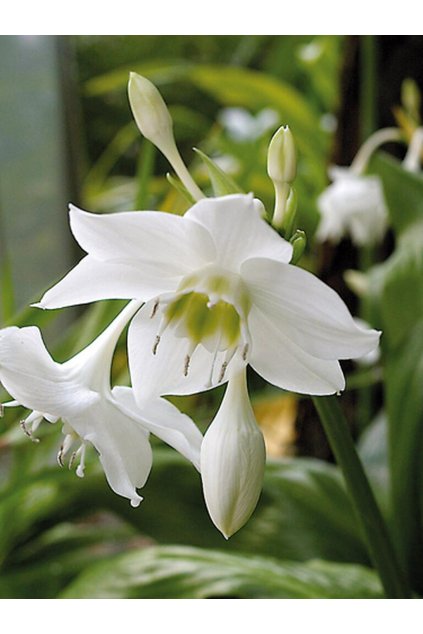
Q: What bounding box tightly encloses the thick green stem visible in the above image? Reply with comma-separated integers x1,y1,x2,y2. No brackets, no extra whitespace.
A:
312,395,411,598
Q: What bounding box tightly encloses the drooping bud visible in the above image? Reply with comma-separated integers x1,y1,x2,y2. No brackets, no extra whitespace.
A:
267,125,297,184
200,369,266,538
267,126,297,234
128,72,204,201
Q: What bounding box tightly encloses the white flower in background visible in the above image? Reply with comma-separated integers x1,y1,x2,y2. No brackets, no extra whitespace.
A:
0,301,202,507
316,127,404,247
218,107,279,142
201,369,266,538
316,166,388,246
35,194,380,403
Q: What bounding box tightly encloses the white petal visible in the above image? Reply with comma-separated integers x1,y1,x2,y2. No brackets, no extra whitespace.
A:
112,386,202,470
200,370,266,538
242,257,380,361
69,205,215,274
0,327,96,416
36,255,183,309
185,194,293,270
247,304,345,395
71,397,152,507
128,301,245,401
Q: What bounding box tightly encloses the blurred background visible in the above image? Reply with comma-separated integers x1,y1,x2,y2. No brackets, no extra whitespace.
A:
0,35,423,599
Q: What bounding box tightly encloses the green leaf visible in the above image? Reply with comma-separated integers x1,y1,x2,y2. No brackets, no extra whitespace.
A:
367,221,423,350
108,451,368,566
60,545,383,599
357,411,389,513
384,319,423,593
187,65,324,157
0,520,133,599
193,147,243,195
368,152,423,235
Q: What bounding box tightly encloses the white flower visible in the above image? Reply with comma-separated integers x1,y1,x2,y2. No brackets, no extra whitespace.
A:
218,107,279,142
316,167,388,247
35,193,380,402
0,301,202,507
201,369,265,538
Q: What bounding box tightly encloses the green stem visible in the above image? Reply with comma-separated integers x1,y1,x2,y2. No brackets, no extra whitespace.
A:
135,139,155,210
312,395,411,598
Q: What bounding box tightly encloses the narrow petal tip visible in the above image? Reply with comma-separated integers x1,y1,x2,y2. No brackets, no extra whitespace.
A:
130,495,143,508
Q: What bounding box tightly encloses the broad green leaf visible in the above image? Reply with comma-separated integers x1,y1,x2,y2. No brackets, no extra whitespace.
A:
107,450,369,566
60,545,383,599
84,59,191,97
0,520,134,598
368,152,423,235
187,65,324,157
385,319,423,593
357,411,389,512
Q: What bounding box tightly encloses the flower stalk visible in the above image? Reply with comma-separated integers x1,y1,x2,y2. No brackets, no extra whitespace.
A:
312,395,411,598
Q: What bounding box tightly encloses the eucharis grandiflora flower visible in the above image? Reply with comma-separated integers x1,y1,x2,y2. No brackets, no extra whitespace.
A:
32,73,381,537
0,300,202,507
316,166,388,247
35,194,380,402
316,128,403,247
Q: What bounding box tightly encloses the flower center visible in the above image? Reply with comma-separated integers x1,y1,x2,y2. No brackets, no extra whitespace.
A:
165,292,241,351
152,265,251,385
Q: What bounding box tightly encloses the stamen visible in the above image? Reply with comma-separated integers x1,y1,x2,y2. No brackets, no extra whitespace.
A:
68,451,77,470
152,335,161,355
218,346,238,382
183,341,198,377
218,362,228,383
76,443,87,478
57,433,73,466
57,445,65,467
20,419,40,443
184,355,191,377
150,299,160,318
242,343,249,361
206,334,223,388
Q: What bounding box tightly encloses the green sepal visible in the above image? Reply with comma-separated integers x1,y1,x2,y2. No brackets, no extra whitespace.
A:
193,148,243,196
290,229,307,264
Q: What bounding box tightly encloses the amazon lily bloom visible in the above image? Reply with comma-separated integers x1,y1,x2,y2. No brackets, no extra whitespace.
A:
0,300,202,507
35,193,380,402
316,127,403,247
316,166,388,247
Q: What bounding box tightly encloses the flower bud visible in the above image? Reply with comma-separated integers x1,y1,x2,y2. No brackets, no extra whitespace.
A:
128,72,204,202
200,370,266,538
267,125,297,184
128,72,174,154
290,229,307,265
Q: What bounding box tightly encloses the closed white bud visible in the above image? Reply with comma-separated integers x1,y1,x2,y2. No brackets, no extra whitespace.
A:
200,370,266,539
128,72,174,154
127,72,204,202
267,125,297,184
